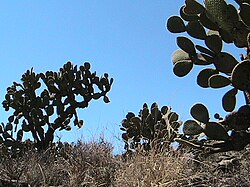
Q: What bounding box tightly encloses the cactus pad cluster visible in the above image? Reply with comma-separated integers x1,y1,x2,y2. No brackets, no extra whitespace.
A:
168,0,250,154
1,61,113,150
167,0,250,112
175,102,250,153
121,103,182,152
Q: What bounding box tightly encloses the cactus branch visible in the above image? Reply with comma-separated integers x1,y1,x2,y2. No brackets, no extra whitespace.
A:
175,138,204,150
176,131,250,154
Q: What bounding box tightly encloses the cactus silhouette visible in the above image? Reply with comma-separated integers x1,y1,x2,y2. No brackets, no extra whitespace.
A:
1,61,113,150
167,0,250,153
167,0,250,111
121,103,182,153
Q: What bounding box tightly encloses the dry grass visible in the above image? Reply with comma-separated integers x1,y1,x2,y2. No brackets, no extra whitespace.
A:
0,139,118,187
114,147,250,187
0,140,250,187
114,151,189,187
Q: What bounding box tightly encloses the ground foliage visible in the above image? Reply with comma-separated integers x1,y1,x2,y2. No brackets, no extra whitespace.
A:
0,139,250,187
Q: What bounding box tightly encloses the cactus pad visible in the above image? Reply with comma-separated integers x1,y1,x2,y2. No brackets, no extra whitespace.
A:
208,74,231,88
197,68,219,88
222,88,238,112
183,120,204,135
232,60,250,91
190,103,210,123
173,60,193,77
167,16,186,33
204,122,230,141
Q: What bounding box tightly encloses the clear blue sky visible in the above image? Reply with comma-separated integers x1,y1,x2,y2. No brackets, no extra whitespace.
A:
0,1,245,153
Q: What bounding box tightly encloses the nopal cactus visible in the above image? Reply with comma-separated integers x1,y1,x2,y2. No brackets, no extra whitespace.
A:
1,61,113,150
121,103,182,153
176,103,250,154
167,0,250,112
167,0,250,153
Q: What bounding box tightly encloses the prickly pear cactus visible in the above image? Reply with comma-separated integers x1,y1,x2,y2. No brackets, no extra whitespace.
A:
168,0,250,153
121,103,182,153
1,61,113,150
175,102,250,154
182,103,230,141
167,0,250,112
205,0,234,33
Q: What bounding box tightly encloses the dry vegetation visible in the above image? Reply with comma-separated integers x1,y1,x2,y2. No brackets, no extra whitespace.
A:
0,139,250,187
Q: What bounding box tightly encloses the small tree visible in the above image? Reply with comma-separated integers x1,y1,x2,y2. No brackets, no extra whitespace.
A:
167,0,250,153
1,61,113,150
